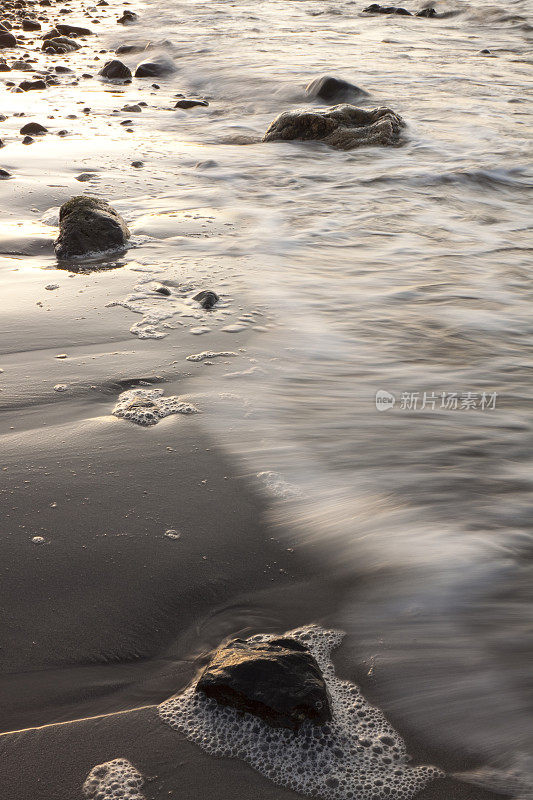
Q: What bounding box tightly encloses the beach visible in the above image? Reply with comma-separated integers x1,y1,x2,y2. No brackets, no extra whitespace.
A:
0,0,531,796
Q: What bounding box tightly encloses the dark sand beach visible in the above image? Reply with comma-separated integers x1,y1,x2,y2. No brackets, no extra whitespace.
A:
1,0,531,795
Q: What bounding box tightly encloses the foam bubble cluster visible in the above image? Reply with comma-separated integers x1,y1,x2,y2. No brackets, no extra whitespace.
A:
186,350,237,362
112,388,199,426
82,758,145,800
158,625,443,800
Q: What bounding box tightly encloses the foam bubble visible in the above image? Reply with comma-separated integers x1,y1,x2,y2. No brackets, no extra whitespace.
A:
256,470,301,499
158,625,443,800
83,758,145,800
112,388,199,426
165,528,182,540
186,351,238,362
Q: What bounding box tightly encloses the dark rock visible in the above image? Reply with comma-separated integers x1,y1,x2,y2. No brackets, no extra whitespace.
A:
20,121,47,134
263,103,406,150
42,36,80,53
22,18,42,31
193,290,219,309
116,43,145,54
55,196,131,259
154,285,170,295
479,48,493,55
99,59,132,80
134,57,175,77
196,637,332,731
19,79,47,90
22,135,34,144
0,31,18,47
174,98,209,109
55,64,73,73
131,160,143,167
416,6,437,15
363,3,412,12
0,168,11,178
0,139,4,148
0,62,11,71
42,28,60,40
305,75,369,102
56,23,93,36
122,103,142,112
117,10,138,24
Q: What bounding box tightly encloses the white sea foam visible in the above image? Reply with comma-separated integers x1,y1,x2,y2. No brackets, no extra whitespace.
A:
83,758,145,800
186,351,238,362
159,625,442,800
112,388,199,426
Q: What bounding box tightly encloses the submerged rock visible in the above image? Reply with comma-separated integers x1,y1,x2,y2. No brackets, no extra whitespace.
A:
174,98,209,109
196,637,332,731
416,6,437,15
263,104,405,150
117,10,138,24
54,196,130,259
363,3,412,12
99,59,132,80
193,290,219,309
134,57,175,77
305,75,369,102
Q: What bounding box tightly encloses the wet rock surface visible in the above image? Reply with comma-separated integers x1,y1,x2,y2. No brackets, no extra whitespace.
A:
195,637,332,731
263,104,406,150
175,98,208,109
306,75,369,102
20,121,48,134
134,57,175,77
0,31,18,48
99,58,131,79
54,195,131,259
363,3,437,14
194,290,219,309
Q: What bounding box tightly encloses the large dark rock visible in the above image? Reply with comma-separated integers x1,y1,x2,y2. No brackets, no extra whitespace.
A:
196,637,332,731
54,196,130,259
20,122,48,135
0,31,17,48
306,75,369,102
99,59,132,80
134,57,175,77
263,103,405,150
